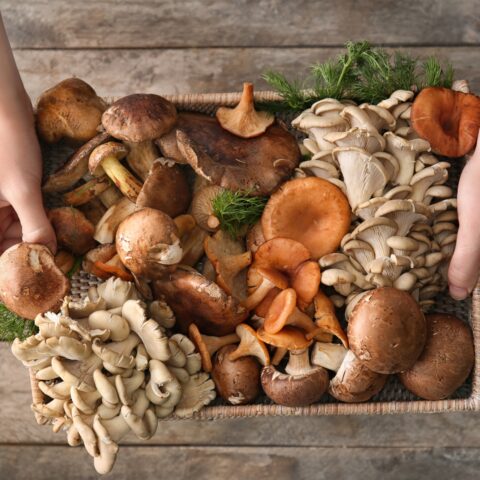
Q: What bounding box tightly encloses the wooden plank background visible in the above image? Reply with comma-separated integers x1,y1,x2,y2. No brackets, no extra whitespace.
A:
1,1,480,478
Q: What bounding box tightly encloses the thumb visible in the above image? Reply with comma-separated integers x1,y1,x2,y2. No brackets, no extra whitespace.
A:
10,189,57,253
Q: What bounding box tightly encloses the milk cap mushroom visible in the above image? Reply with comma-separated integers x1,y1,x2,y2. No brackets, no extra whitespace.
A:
261,177,351,259
313,291,348,348
172,113,300,195
190,186,223,232
153,266,248,335
348,287,426,374
0,243,70,319
411,87,480,157
329,350,389,402
216,82,274,138
399,314,474,400
228,324,270,366
116,208,182,279
257,325,312,351
243,266,289,311
212,344,261,405
36,78,107,144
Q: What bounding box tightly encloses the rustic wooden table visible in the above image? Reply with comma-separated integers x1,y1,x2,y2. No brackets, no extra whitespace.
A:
1,1,480,478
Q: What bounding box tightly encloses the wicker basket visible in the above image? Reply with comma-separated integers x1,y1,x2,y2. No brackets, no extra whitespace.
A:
30,91,480,418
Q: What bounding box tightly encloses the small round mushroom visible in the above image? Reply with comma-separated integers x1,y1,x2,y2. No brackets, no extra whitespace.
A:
211,344,261,405
261,177,351,259
116,208,182,279
36,78,107,144
348,287,426,374
0,243,70,319
399,313,474,400
48,207,96,255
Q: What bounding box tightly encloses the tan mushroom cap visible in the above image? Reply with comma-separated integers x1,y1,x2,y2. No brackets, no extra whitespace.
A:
261,177,351,260
257,326,312,351
116,208,182,278
136,159,191,218
36,78,107,144
313,291,348,348
88,142,129,176
291,260,321,307
228,323,270,366
48,207,95,255
153,267,248,336
399,314,474,400
348,287,426,374
216,82,274,138
0,243,70,320
102,93,177,143
161,112,300,195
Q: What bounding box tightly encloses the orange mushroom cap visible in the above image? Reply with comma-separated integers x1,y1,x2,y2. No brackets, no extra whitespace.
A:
291,260,321,308
261,177,351,260
411,87,480,157
257,326,312,351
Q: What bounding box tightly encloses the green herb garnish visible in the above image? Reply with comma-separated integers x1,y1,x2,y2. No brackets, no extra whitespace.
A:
212,190,268,238
0,304,37,342
263,41,454,111
67,256,83,279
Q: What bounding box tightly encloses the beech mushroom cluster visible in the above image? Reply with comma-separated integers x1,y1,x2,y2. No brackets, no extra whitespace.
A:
11,277,216,474
292,89,461,311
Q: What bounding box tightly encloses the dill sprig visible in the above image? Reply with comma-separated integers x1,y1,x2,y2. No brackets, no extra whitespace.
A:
263,41,455,111
212,190,268,238
67,256,83,279
0,304,37,342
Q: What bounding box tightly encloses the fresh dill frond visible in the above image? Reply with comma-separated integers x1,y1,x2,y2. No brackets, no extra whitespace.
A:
0,304,37,342
67,256,83,279
212,190,268,239
421,57,454,88
261,71,311,111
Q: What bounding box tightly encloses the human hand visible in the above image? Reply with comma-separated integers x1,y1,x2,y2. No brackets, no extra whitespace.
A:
448,131,480,300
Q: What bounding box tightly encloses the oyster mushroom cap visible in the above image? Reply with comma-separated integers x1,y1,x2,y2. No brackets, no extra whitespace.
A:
153,267,248,336
359,103,396,131
409,162,450,202
102,93,177,143
261,177,351,260
169,113,300,195
0,243,70,319
36,77,107,144
329,350,388,402
325,127,386,152
348,287,426,374
174,373,216,418
351,217,398,260
116,208,182,279
399,314,474,400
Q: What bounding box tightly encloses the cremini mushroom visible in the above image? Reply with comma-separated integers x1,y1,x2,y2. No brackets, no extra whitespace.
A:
310,342,348,372
216,82,274,138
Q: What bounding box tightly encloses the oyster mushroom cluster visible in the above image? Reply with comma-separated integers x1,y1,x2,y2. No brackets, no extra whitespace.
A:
11,277,216,474
292,89,461,311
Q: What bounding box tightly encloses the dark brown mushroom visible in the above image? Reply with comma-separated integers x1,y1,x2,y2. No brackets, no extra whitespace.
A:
212,344,261,405
153,266,248,336
36,78,107,144
155,112,300,195
399,313,474,400
48,207,96,255
348,287,427,374
0,243,70,319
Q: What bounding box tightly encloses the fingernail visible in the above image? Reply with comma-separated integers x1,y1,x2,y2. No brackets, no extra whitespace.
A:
449,285,468,300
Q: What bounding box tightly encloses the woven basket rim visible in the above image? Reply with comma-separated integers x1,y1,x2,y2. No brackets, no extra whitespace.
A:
29,91,480,418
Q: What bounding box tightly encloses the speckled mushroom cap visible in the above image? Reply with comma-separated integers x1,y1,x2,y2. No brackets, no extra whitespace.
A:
399,313,474,400
153,267,248,336
348,287,426,374
102,94,178,143
0,243,70,320
88,141,129,176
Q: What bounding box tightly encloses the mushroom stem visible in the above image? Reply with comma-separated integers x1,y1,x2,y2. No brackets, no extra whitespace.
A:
100,156,142,201
271,347,288,366
63,176,112,206
285,349,315,376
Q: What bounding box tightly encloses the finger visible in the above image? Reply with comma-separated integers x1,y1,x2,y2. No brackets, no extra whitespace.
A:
9,189,57,253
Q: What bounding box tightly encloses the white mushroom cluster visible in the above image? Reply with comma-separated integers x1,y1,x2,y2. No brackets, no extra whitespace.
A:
293,91,458,311
11,277,215,475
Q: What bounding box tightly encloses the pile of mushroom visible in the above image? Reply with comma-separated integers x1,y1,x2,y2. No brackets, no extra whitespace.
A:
11,276,216,474
292,88,463,312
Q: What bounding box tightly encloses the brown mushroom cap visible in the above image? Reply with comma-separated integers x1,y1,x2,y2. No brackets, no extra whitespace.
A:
36,78,107,144
48,207,96,255
212,344,261,405
160,112,300,195
136,159,191,218
261,364,329,407
261,177,351,260
329,350,389,403
88,142,129,176
153,267,248,336
101,93,177,142
399,313,474,400
411,87,480,157
116,208,181,278
348,287,426,374
0,243,70,319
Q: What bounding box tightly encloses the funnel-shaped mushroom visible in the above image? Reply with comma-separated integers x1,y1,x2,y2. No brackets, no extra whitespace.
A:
313,291,348,348
411,87,480,157
351,217,398,260
228,324,270,366
325,127,386,152
261,177,351,259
